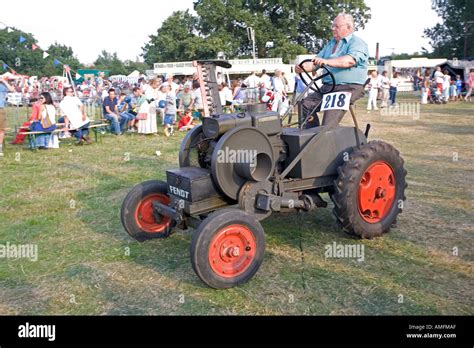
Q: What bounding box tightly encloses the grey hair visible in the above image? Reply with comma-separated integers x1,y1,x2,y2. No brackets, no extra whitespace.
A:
336,13,355,30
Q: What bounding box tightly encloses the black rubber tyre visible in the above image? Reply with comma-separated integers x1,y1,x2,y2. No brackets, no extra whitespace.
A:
332,141,407,239
121,180,174,242
190,209,265,289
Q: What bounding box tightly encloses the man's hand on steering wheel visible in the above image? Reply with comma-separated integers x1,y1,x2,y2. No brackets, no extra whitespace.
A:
312,57,329,67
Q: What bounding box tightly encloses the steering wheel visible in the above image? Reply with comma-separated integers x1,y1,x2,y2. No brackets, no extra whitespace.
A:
298,59,336,94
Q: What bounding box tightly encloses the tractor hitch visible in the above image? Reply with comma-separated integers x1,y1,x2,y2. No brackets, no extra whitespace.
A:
153,201,183,225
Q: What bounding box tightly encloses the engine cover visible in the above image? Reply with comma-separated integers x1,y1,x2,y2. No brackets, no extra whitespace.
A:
166,167,222,202
281,126,367,179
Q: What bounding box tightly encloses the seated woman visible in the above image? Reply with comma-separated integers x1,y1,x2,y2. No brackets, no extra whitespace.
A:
59,87,91,145
30,92,57,149
10,100,41,145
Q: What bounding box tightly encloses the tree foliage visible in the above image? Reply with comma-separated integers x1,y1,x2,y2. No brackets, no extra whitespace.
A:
0,28,81,76
142,0,371,64
424,0,474,58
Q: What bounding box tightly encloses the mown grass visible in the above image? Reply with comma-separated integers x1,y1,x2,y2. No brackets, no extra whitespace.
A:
0,94,472,315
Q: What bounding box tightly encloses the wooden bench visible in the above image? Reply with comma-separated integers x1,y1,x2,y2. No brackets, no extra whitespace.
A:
18,122,108,150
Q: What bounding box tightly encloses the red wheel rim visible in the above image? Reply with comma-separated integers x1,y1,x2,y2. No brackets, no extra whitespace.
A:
208,224,256,278
358,161,396,223
134,193,171,233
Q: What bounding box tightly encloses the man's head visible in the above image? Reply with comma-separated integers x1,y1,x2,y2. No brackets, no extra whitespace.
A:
262,69,267,75
275,69,281,77
371,71,378,78
132,87,141,96
108,88,116,99
382,71,388,77
63,87,74,97
332,13,355,41
184,85,191,93
167,74,174,83
119,92,126,101
436,66,441,72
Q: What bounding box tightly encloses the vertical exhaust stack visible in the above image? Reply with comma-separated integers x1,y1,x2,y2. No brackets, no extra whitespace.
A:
375,42,380,61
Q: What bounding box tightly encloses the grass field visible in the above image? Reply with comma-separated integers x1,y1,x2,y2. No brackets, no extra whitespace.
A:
0,95,472,315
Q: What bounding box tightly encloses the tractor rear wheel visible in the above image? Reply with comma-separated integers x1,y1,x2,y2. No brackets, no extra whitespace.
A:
121,180,174,242
190,209,265,289
332,141,407,238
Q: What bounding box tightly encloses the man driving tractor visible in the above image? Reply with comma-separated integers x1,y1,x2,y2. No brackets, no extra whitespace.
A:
295,13,369,128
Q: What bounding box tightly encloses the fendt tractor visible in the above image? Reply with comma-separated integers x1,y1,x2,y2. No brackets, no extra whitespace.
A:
121,60,407,289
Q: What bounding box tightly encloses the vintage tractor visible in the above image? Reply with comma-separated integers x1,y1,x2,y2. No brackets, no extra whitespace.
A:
121,60,407,289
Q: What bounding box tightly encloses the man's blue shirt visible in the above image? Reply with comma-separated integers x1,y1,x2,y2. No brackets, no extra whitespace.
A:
317,33,369,85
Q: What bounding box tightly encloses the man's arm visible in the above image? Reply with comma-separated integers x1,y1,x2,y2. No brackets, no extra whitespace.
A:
313,55,356,69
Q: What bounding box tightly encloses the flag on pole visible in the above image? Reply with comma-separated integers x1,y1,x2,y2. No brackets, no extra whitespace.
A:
43,52,49,59
32,44,39,51
19,36,26,43
53,59,60,66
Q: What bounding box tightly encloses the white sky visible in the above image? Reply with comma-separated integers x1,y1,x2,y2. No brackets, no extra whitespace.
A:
1,0,440,64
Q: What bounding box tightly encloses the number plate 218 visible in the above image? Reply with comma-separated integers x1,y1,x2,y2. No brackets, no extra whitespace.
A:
320,92,352,111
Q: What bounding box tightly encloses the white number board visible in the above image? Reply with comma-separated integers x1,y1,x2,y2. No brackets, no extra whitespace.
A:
320,92,352,111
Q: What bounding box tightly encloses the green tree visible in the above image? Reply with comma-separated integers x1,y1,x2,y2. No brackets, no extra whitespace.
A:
142,0,371,64
424,0,474,58
42,42,81,76
123,60,151,75
0,27,44,76
142,10,209,64
93,50,127,75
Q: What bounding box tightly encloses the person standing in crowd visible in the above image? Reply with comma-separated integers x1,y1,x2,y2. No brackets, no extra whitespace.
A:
412,70,421,92
165,74,180,95
455,75,463,101
0,76,15,156
389,72,399,105
442,70,451,103
231,80,245,106
366,71,379,111
281,72,291,94
379,71,390,108
30,92,57,149
178,85,194,111
260,69,272,90
464,69,473,101
59,87,91,145
191,80,204,117
244,71,261,102
163,84,177,137
434,66,444,95
421,70,431,104
137,79,158,134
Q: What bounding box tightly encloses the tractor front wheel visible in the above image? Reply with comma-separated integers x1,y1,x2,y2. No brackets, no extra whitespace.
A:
190,209,265,289
121,180,174,242
332,141,407,238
